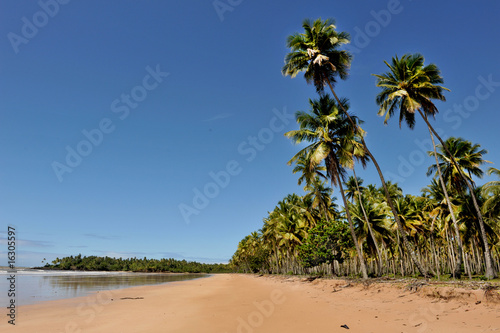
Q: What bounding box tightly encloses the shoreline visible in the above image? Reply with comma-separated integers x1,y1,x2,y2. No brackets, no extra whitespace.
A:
1,273,499,332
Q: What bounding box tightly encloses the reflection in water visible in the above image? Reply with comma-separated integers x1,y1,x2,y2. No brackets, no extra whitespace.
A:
43,273,203,294
0,271,206,306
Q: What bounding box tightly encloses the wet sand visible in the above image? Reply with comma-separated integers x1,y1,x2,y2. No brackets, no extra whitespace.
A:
2,274,499,332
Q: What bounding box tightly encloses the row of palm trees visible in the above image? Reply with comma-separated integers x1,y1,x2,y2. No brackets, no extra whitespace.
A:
230,18,499,279
231,116,500,278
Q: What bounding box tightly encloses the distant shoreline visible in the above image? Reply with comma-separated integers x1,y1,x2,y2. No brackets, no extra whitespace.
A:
1,267,209,275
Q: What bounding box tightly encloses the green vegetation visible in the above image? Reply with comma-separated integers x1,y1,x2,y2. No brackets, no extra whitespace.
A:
41,255,231,273
230,18,500,280
298,219,352,275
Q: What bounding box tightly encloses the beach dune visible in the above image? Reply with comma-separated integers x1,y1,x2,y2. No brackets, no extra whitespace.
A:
2,274,499,332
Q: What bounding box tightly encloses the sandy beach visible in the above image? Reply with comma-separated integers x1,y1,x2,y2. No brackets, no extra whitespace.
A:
2,274,499,332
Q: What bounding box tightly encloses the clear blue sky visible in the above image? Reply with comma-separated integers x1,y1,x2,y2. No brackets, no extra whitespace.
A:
1,0,499,267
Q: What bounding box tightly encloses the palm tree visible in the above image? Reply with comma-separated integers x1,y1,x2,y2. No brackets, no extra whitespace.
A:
303,176,335,222
345,175,383,276
427,137,495,278
393,195,432,275
482,168,500,221
282,18,351,95
373,54,449,129
383,181,404,201
291,150,327,187
265,194,311,273
290,151,333,221
282,18,428,276
262,215,281,272
374,54,495,279
457,186,499,276
428,137,490,191
344,176,365,203
372,53,465,277
285,95,369,278
422,178,464,276
233,233,262,272
364,184,383,204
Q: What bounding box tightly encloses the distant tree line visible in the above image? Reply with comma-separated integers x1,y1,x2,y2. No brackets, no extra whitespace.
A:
41,254,232,273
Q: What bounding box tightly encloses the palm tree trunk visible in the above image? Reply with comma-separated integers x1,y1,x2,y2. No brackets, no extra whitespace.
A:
447,229,456,277
324,76,429,277
352,168,383,276
428,126,463,279
334,168,369,279
330,259,336,276
430,213,440,279
417,109,496,279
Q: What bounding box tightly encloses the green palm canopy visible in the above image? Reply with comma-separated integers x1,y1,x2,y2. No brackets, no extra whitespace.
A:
373,53,450,128
285,95,364,184
282,18,352,93
427,137,490,193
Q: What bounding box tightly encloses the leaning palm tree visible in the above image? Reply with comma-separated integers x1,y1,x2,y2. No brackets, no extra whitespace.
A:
282,18,428,276
427,137,495,278
373,53,470,278
345,175,383,276
457,186,499,275
427,137,490,192
285,95,369,278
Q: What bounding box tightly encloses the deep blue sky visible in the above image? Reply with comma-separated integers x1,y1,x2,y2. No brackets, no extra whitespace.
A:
1,0,499,267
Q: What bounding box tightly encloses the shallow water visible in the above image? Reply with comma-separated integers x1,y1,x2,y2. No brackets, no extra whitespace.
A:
0,269,205,305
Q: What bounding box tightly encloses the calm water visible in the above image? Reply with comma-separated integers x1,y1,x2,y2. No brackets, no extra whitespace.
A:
0,269,206,306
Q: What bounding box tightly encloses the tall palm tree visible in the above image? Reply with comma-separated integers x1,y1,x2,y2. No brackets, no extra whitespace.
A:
285,95,369,278
422,180,452,276
345,175,383,276
428,130,463,278
374,54,495,278
428,137,490,192
427,137,495,278
457,186,499,275
282,18,428,276
290,151,333,221
482,168,500,221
